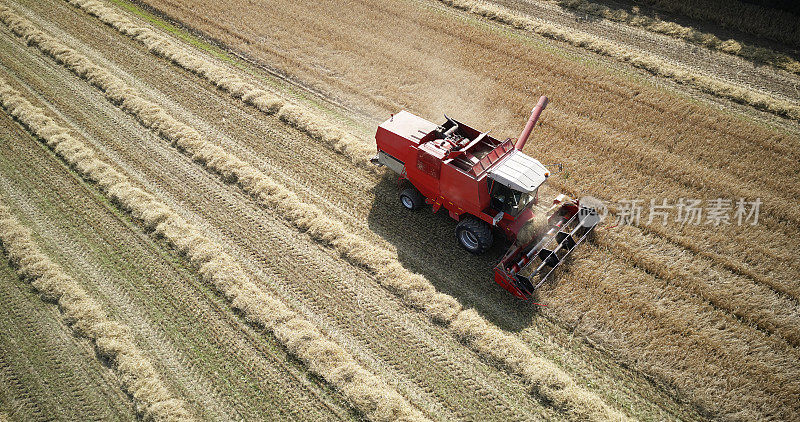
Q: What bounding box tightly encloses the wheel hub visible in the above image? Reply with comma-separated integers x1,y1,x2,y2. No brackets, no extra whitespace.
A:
460,230,479,250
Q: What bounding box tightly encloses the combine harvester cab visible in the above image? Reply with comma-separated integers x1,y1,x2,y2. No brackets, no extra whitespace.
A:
373,96,599,300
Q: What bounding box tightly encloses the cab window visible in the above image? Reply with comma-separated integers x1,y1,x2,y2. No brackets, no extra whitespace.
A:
489,180,535,216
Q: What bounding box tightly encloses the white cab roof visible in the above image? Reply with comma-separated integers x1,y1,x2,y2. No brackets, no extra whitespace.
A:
487,149,548,193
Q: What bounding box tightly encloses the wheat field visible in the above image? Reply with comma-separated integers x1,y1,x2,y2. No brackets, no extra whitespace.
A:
0,0,797,420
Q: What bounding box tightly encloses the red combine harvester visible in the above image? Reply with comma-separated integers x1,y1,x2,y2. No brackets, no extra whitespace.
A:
372,96,599,299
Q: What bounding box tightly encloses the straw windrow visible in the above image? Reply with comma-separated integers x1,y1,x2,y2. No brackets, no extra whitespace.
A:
438,0,800,120
0,6,628,420
0,203,194,422
63,0,800,229
631,0,800,47
66,0,377,171
0,74,426,422
557,0,800,75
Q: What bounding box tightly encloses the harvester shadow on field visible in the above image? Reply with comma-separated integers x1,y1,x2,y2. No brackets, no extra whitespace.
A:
367,175,550,332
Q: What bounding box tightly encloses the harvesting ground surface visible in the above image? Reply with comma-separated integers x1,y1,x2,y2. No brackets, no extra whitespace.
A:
0,0,797,420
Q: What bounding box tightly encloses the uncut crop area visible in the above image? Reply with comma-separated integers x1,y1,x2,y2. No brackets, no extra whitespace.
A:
0,0,797,420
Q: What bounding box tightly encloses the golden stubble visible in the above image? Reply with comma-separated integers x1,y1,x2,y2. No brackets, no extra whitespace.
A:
0,75,427,422
1,5,628,420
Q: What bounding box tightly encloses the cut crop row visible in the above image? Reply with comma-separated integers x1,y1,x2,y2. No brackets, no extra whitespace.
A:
0,72,424,422
438,0,800,120
626,0,800,47
0,201,193,421
64,0,800,296
555,0,800,74
4,5,627,419
0,11,555,417
0,255,138,420
31,1,800,418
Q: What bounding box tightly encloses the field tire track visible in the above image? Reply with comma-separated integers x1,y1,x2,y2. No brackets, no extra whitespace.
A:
0,103,360,421
0,37,505,419
0,279,133,421
63,0,800,302
0,5,628,420
0,67,427,422
78,0,796,414
0,354,47,421
248,237,532,421
64,0,378,173
182,178,519,421
17,1,792,420
79,0,800,304
0,205,194,421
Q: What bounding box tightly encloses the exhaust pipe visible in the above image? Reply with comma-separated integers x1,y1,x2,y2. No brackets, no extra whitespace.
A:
515,96,548,151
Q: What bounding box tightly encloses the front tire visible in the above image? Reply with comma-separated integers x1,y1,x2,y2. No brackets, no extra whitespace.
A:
456,217,493,254
399,188,424,210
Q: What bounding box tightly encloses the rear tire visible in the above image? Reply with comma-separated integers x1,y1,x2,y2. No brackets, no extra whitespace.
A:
399,188,424,210
456,217,493,254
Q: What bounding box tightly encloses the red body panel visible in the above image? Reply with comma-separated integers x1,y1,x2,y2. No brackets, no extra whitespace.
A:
494,269,529,300
375,111,516,229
